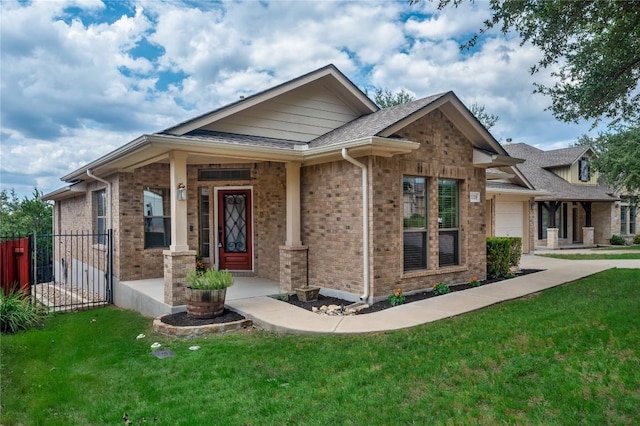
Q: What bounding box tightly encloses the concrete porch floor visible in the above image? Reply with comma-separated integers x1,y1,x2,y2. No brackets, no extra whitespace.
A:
115,276,281,318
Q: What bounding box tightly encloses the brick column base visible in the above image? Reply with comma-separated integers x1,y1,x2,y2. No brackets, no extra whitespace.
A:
163,249,197,306
279,245,308,292
547,228,559,249
582,227,594,246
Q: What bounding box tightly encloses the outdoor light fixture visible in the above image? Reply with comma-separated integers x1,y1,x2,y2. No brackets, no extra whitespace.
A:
177,183,187,201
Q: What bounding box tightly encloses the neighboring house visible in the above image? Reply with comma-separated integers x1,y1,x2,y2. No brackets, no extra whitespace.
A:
503,143,620,248
484,166,547,254
44,64,521,316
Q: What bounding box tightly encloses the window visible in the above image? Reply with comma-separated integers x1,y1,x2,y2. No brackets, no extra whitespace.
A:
144,188,171,248
620,200,637,236
438,179,459,267
199,187,210,257
403,176,427,271
578,158,590,182
95,189,106,244
621,205,628,235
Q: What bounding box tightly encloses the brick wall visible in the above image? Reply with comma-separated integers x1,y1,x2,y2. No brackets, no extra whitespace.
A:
300,110,487,300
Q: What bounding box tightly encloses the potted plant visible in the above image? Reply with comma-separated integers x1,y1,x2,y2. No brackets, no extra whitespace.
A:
185,267,234,319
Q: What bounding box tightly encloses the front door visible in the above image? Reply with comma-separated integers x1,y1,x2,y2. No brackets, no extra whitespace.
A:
217,189,252,270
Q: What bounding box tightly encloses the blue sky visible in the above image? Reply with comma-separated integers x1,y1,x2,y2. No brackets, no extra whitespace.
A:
1,0,601,199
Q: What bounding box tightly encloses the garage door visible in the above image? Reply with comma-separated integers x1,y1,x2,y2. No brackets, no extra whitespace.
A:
495,201,523,237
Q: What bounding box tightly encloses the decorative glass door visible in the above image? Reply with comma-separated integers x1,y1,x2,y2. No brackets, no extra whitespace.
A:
217,189,252,270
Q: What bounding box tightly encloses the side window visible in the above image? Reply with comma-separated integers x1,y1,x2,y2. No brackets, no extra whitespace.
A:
578,158,590,182
144,188,171,248
438,179,459,267
403,176,427,272
95,189,106,244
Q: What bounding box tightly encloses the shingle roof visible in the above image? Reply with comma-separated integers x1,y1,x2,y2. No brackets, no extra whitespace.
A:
308,93,448,148
539,145,590,168
504,143,617,202
176,130,304,150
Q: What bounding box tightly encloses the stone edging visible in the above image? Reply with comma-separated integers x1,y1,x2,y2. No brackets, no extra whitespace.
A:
153,317,253,337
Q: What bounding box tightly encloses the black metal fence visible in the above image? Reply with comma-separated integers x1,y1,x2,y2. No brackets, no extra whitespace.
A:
1,231,113,311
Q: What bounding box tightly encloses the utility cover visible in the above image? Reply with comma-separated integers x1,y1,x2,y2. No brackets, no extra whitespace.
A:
151,349,176,359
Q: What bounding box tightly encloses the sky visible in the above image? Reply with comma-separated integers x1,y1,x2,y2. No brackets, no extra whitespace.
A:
1,0,603,199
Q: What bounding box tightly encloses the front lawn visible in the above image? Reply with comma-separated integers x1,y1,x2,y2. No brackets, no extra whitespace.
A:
538,252,640,260
2,269,639,425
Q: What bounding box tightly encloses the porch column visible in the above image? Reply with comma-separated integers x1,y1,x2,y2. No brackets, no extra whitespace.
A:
285,162,302,246
547,228,559,249
280,162,308,291
582,227,595,246
170,151,189,252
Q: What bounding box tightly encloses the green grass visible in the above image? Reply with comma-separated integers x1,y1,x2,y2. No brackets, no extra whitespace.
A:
2,269,640,425
594,245,640,251
538,252,640,260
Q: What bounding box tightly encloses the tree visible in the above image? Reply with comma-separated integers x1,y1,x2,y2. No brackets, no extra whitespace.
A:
576,126,640,194
0,189,52,236
469,102,499,130
432,0,640,126
369,87,415,108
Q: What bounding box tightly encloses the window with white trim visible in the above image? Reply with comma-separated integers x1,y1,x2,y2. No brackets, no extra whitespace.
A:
403,176,428,271
438,179,459,267
144,188,171,248
95,189,106,244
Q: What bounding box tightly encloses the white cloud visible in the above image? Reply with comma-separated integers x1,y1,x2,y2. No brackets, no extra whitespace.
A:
0,0,599,199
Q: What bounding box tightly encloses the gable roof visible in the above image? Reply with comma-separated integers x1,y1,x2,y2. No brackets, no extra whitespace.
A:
49,64,521,192
538,145,592,168
503,143,617,202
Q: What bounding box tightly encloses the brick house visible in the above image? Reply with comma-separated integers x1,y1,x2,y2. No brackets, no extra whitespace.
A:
502,143,624,248
44,64,521,316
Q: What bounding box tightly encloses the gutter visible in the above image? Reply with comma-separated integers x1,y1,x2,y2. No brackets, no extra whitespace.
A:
341,148,370,302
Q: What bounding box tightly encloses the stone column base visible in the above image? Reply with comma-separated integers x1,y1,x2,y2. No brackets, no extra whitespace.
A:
547,228,559,249
163,249,197,306
279,245,308,292
582,227,594,246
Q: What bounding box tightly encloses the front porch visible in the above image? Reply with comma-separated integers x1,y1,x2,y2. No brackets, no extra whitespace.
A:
115,276,280,318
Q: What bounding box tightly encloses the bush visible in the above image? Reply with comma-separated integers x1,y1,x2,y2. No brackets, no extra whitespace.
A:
609,234,626,245
432,282,451,296
508,237,522,267
634,234,640,245
0,289,45,334
486,237,511,278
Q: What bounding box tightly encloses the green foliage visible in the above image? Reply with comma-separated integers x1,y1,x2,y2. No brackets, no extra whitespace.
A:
431,282,451,296
186,267,235,290
0,289,46,334
388,288,406,306
577,126,640,193
486,237,511,278
469,276,480,287
634,234,640,245
2,269,640,424
508,237,522,267
0,188,52,236
403,213,425,228
469,103,499,130
435,0,640,125
368,87,415,108
609,234,626,246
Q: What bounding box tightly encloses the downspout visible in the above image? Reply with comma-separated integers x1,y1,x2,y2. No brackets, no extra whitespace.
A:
86,169,113,298
341,148,370,302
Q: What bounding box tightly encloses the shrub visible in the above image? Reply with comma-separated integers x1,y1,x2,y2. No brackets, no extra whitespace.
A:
0,289,45,334
609,234,626,245
634,234,640,245
469,276,480,287
508,237,522,267
432,282,451,296
388,288,406,306
186,268,235,290
486,237,511,278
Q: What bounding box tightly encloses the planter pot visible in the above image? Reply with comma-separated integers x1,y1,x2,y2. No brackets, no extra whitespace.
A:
295,286,320,302
185,287,227,319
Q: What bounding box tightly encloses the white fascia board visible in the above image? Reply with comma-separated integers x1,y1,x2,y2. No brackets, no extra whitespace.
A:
473,149,523,167
486,187,550,196
306,136,419,158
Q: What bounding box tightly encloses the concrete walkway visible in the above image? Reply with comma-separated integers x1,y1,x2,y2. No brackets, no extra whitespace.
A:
227,253,640,334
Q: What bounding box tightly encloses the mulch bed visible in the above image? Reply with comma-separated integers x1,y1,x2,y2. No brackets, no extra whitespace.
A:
282,269,544,315
160,309,246,327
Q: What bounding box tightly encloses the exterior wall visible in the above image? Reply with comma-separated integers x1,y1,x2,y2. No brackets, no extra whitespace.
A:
593,202,614,244
54,161,286,283
300,110,488,301
534,201,615,246
301,161,364,295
